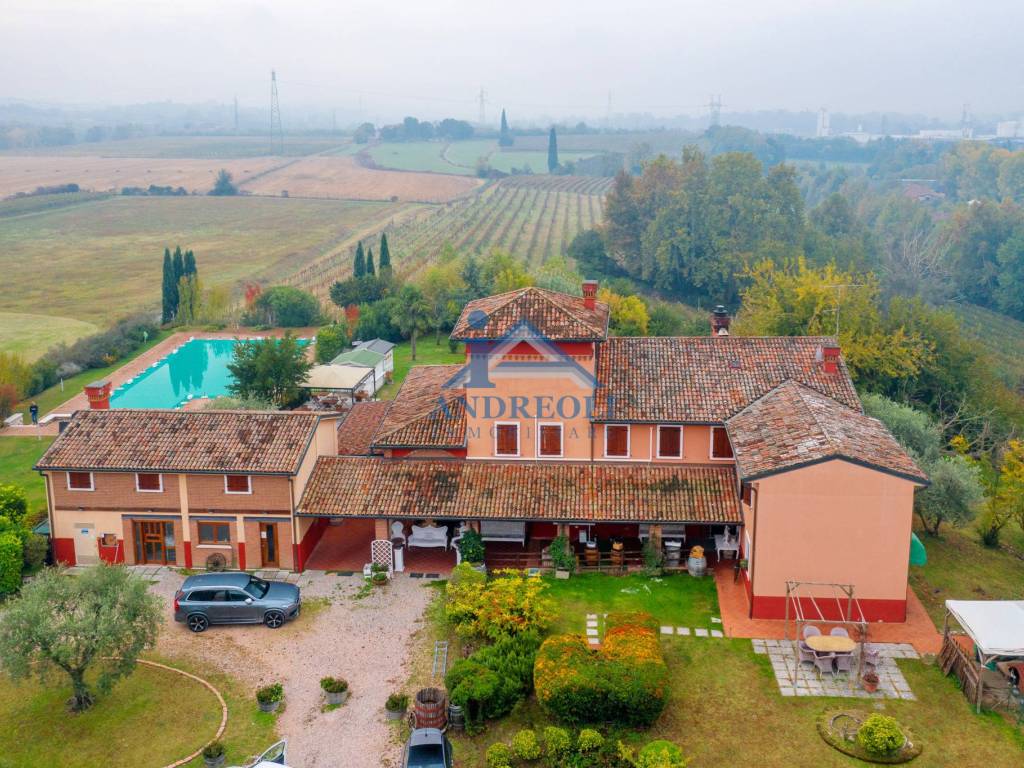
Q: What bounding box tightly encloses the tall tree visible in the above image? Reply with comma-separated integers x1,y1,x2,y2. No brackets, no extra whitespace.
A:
183,249,197,277
171,246,185,319
353,242,366,278
499,109,513,147
161,248,175,323
366,247,375,276
547,126,559,173
228,334,313,406
378,233,392,272
390,285,431,361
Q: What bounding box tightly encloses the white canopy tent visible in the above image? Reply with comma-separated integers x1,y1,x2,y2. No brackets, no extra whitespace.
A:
301,364,374,396
945,600,1024,661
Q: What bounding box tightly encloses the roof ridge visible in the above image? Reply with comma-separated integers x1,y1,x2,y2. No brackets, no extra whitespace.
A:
531,288,603,336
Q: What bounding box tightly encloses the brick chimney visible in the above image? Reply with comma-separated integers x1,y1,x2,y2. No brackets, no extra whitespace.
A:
582,280,599,311
84,379,112,410
710,305,731,336
821,345,841,374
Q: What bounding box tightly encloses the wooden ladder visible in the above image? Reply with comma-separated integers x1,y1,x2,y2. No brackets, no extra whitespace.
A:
432,640,449,679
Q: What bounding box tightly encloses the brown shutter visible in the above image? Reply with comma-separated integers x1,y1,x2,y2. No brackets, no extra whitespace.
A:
606,425,629,457
225,474,251,492
658,426,682,457
68,471,92,489
496,424,519,455
137,473,161,491
539,424,562,456
712,428,734,459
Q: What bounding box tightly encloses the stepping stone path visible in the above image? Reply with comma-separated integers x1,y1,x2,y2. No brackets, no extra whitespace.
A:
592,615,726,642
752,639,918,700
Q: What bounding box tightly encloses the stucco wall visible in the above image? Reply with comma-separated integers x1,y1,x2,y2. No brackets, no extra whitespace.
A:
588,423,736,464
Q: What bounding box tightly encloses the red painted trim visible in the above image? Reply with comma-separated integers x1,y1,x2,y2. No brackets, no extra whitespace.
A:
237,541,246,571
183,541,193,569
53,537,76,566
98,540,125,564
751,595,907,623
741,568,752,601
296,517,329,572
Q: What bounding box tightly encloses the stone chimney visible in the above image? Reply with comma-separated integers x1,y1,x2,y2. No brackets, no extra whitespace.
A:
84,380,112,410
582,280,599,311
820,345,841,374
710,305,731,336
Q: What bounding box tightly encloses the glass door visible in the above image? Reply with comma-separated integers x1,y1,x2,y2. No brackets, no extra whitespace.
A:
134,521,175,565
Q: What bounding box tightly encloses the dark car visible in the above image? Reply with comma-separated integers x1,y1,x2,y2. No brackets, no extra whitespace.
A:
173,572,300,633
403,729,453,768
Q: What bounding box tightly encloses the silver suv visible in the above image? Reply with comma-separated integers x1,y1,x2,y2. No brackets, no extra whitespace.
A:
174,572,300,633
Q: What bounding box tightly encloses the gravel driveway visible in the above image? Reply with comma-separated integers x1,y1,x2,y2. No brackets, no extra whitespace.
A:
150,570,435,768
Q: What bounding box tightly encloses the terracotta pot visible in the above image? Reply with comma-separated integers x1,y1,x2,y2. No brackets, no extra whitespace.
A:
862,674,879,693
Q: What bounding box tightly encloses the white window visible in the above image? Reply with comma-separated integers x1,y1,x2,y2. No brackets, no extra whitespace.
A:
537,423,563,458
604,424,630,458
494,422,520,457
67,471,94,491
224,474,252,494
135,473,163,492
656,426,683,459
710,427,734,460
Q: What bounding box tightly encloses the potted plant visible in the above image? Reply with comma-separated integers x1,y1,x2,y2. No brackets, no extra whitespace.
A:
321,676,349,705
550,535,575,578
385,692,410,720
368,562,389,585
256,683,284,713
861,671,880,693
202,740,226,768
457,529,486,573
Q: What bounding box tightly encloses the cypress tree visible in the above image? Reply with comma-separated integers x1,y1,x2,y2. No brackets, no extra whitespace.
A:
366,247,375,276
183,249,197,277
171,246,185,319
161,248,175,324
379,233,392,272
499,109,513,147
547,126,559,173
353,242,366,278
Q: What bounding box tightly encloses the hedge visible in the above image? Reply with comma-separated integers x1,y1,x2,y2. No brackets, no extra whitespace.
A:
534,611,667,726
0,531,24,594
445,631,541,727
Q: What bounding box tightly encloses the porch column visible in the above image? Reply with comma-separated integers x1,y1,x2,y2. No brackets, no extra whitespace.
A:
648,524,662,551
178,474,192,569
556,523,569,538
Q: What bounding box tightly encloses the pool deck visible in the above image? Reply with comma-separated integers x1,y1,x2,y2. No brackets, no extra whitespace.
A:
2,327,317,437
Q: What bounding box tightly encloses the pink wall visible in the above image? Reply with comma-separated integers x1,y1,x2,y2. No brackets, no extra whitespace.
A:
748,460,918,622
588,423,735,464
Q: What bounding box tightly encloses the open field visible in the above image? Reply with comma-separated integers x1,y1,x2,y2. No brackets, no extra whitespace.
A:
0,154,289,198
240,154,482,202
367,140,597,176
0,195,414,338
0,311,98,361
511,130,697,154
0,134,349,159
0,437,53,520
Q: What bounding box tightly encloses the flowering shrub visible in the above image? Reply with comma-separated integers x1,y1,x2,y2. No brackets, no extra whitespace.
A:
445,567,554,640
543,726,572,758
534,612,668,726
486,742,514,768
511,729,542,761
857,714,905,756
577,729,604,753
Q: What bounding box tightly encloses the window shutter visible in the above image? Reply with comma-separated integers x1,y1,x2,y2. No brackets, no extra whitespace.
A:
225,475,250,493
712,428,734,459
606,426,629,457
539,425,562,456
137,473,161,491
658,427,682,457
496,424,519,455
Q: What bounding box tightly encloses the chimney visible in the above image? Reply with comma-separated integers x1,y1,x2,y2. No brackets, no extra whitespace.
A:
710,305,731,336
582,280,599,311
820,345,841,374
84,379,112,410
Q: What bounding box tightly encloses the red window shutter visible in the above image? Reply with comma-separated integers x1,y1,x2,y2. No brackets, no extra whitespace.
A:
658,427,682,457
137,473,161,491
606,426,629,457
226,474,250,492
539,425,562,456
496,424,519,455
68,472,92,489
712,428,734,459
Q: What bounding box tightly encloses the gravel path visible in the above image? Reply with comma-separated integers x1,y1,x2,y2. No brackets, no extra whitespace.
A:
151,570,435,768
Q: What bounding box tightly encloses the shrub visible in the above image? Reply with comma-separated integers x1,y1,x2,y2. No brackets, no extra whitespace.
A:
445,632,541,727
578,729,604,753
857,714,904,756
245,286,321,327
22,533,48,571
511,729,541,761
202,741,226,759
445,568,554,640
0,383,18,421
486,742,514,768
0,531,23,594
636,740,689,768
543,726,572,758
535,612,668,727
315,323,349,363
0,485,28,527
256,683,284,704
320,677,348,694
385,692,409,711
456,528,485,564
445,562,488,625
549,535,576,573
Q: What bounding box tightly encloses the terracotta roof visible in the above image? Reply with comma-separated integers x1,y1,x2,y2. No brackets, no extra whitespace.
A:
336,401,391,455
726,381,928,484
593,336,860,422
451,287,610,341
372,365,466,449
299,457,740,523
36,409,320,474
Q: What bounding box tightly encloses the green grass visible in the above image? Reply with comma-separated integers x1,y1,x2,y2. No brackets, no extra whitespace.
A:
0,191,112,219
0,437,53,519
0,311,98,360
367,140,596,177
0,196,403,333
909,524,1024,629
367,142,476,175
376,339,465,399
0,661,224,768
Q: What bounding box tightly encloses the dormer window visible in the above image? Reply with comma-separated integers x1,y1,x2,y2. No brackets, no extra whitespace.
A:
710,427,734,460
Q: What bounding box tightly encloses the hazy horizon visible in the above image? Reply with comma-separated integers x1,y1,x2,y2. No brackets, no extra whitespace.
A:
3,0,1023,124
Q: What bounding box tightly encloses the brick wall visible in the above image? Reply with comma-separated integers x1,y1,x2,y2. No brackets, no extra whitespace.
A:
50,471,180,511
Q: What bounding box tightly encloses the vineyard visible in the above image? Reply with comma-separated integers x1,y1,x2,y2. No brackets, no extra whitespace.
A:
285,176,608,302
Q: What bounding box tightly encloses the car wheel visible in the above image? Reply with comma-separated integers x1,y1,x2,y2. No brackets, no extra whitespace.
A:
187,614,209,633
264,610,285,629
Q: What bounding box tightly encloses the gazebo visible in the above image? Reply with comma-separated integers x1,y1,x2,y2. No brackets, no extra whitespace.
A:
940,600,1024,712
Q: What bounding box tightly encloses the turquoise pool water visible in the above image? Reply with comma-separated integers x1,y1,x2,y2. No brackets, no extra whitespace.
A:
110,338,307,410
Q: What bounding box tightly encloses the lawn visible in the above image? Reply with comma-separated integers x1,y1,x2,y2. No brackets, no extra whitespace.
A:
0,311,98,361
909,524,1024,629
367,141,475,175
376,339,465,399
0,437,53,520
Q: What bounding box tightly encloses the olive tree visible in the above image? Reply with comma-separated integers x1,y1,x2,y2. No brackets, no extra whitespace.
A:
0,564,161,712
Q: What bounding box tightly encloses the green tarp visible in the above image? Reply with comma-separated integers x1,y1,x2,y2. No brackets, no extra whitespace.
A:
910,531,927,566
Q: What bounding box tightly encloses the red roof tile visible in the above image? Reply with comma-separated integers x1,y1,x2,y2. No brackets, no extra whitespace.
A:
299,457,740,523
593,336,860,423
372,365,466,449
451,287,610,341
36,409,320,474
336,401,391,455
726,381,928,483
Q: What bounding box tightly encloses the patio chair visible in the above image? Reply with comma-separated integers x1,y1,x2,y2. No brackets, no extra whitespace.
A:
834,652,854,676
390,521,406,544
829,627,850,638
813,651,837,679
861,644,881,670
798,640,816,666
803,625,821,640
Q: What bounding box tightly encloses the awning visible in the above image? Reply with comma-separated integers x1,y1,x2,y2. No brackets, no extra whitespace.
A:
301,364,373,392
909,531,927,565
945,600,1024,659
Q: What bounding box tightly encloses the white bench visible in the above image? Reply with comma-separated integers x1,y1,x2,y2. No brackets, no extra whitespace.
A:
407,525,449,549
480,521,527,545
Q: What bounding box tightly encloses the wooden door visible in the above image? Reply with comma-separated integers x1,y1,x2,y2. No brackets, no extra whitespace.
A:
260,523,278,567
135,521,170,564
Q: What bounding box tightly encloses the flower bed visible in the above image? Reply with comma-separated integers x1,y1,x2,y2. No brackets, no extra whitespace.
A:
817,710,922,763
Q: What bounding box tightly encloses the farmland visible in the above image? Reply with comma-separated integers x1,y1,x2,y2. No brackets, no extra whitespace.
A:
955,303,1024,387
0,134,350,159
365,139,598,176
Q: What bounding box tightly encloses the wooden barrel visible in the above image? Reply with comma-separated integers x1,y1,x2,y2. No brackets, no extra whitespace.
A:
414,687,447,729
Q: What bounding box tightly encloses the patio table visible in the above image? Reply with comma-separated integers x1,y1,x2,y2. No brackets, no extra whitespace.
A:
806,635,856,653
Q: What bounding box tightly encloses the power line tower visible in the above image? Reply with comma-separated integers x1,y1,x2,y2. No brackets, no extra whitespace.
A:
269,70,284,155
706,95,723,128
478,86,487,124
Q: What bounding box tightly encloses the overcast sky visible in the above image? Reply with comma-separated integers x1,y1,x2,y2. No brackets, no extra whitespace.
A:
3,0,1022,122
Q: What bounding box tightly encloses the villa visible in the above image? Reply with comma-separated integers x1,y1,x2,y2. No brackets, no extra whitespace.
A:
36,281,927,622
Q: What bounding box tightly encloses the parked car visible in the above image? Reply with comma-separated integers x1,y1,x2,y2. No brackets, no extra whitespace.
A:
174,572,300,633
403,729,453,768
228,739,289,767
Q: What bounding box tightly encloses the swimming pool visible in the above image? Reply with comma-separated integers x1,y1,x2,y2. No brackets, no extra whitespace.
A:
110,338,306,410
